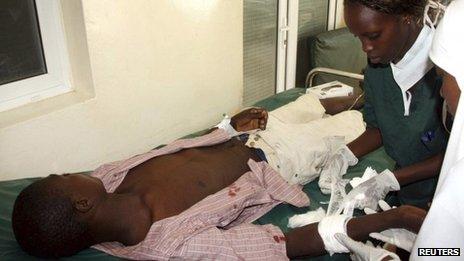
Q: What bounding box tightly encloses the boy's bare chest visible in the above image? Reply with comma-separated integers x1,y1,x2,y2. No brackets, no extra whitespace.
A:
114,139,259,220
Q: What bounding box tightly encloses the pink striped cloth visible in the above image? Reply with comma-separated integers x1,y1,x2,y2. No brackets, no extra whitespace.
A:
91,129,310,260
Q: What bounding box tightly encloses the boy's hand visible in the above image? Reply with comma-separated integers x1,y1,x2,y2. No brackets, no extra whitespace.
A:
231,108,268,132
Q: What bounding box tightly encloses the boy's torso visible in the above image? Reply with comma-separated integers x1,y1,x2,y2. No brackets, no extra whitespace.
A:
114,138,260,221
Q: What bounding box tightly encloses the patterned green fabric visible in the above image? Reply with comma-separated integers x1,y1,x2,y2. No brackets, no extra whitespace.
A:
0,88,394,260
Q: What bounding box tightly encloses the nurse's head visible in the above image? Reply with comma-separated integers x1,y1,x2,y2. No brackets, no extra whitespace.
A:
429,0,463,116
344,0,427,64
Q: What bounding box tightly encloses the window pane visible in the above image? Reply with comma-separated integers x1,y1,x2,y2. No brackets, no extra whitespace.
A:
298,0,329,39
295,0,328,86
243,0,278,106
0,0,47,86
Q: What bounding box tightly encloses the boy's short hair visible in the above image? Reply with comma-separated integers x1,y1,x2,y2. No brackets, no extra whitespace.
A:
12,178,92,258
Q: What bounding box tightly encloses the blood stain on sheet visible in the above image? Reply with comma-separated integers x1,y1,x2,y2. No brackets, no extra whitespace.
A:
228,183,240,197
273,235,280,243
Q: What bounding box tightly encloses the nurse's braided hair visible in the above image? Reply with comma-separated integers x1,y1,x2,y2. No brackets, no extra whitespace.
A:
344,0,450,22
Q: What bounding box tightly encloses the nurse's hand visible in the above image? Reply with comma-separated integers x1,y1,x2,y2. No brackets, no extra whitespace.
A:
365,200,417,252
343,170,400,210
335,234,400,261
231,108,268,132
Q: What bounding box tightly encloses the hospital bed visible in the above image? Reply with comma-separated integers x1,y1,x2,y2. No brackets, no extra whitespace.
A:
0,88,395,261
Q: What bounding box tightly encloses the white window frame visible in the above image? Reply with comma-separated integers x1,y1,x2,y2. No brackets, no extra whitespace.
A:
276,0,288,93
328,0,344,30
277,0,339,93
0,0,71,112
285,0,299,92
276,0,299,93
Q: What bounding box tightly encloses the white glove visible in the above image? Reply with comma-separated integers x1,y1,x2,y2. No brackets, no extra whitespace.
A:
369,229,416,253
343,169,400,210
318,153,343,194
350,167,378,189
318,136,358,194
335,233,400,261
364,200,416,252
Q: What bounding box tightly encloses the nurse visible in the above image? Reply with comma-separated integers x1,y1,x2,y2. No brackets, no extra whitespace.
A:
411,0,464,257
343,0,448,209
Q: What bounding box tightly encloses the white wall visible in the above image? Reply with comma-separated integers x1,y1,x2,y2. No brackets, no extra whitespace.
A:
0,0,243,181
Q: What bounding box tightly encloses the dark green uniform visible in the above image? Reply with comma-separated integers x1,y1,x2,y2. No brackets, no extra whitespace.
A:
363,64,447,208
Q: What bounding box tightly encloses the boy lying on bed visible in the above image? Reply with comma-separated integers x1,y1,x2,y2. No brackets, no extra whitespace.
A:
12,94,425,260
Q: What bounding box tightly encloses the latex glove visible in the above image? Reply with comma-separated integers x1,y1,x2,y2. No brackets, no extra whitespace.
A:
364,200,416,252
369,229,416,253
318,137,358,194
318,153,346,194
326,178,351,216
343,169,400,210
335,233,400,261
350,167,378,189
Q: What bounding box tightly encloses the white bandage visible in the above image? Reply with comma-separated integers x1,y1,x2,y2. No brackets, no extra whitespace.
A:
288,207,326,228
215,115,240,137
318,214,352,255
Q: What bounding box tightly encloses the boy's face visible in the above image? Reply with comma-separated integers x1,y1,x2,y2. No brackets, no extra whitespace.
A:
46,173,106,200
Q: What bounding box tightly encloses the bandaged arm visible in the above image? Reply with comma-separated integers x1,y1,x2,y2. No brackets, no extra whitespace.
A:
285,207,410,258
215,116,241,137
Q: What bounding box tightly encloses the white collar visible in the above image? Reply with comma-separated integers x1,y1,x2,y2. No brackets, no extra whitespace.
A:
390,26,434,116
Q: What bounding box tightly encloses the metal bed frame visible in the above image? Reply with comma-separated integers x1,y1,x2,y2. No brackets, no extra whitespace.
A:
304,67,364,89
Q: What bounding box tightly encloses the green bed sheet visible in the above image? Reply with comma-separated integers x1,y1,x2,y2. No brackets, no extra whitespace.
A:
0,88,395,260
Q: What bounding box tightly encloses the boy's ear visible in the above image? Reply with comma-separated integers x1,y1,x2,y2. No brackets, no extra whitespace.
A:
74,198,93,213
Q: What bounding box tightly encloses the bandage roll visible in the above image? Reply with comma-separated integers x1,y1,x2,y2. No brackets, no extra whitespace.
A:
215,116,240,137
317,214,352,255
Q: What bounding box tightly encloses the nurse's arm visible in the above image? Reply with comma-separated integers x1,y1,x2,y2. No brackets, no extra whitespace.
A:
393,152,445,185
347,127,383,158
